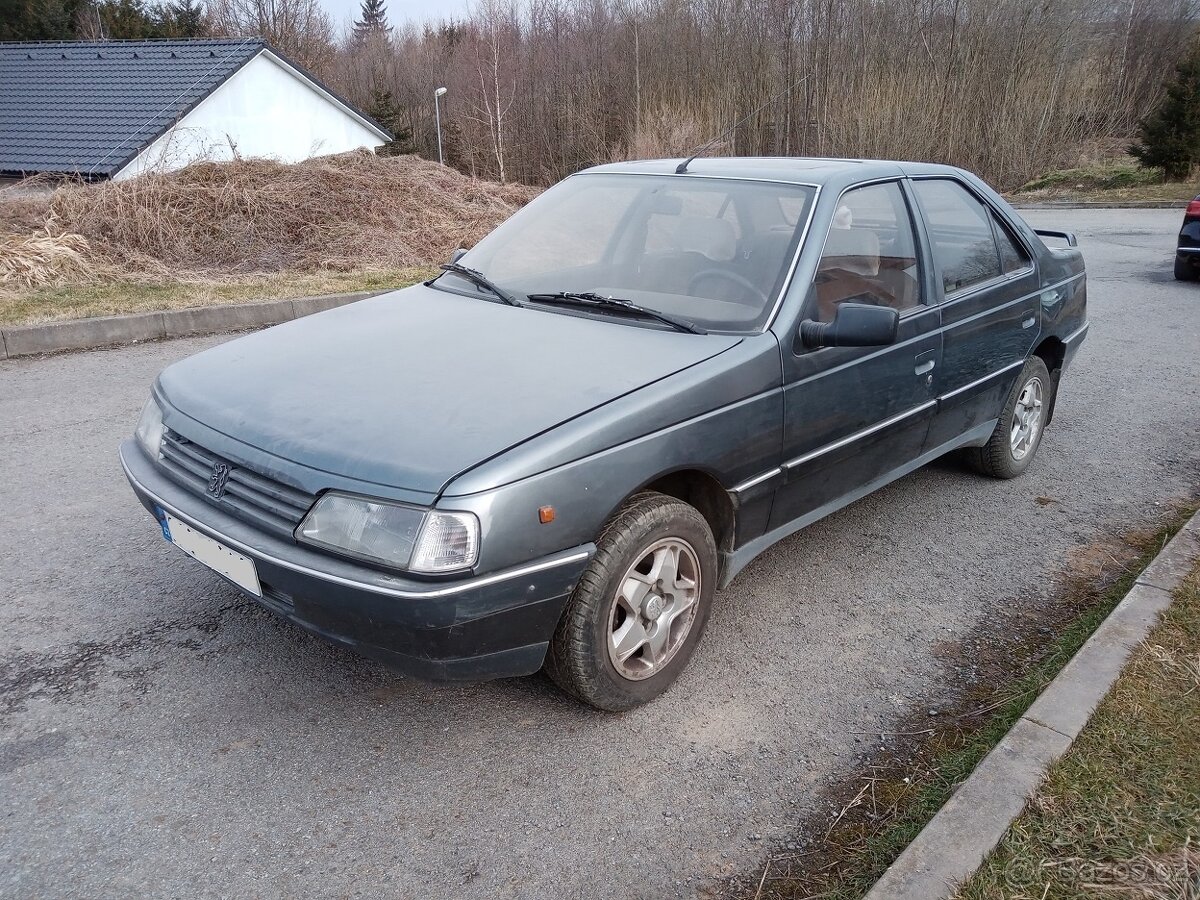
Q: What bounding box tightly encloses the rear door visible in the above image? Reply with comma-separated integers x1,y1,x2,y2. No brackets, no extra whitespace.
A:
769,179,941,530
909,178,1041,451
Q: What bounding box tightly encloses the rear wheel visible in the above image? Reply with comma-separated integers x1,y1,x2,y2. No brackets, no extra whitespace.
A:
1175,255,1198,281
965,356,1052,479
544,492,717,711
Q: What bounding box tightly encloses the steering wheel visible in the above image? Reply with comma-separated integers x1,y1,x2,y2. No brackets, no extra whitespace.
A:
687,269,770,307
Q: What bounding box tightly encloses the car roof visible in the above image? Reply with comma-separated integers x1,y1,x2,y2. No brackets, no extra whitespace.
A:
578,156,966,188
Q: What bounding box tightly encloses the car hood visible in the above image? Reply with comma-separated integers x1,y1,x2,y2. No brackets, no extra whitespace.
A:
156,284,741,497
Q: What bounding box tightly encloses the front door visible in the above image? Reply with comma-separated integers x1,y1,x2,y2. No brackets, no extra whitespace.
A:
769,179,941,531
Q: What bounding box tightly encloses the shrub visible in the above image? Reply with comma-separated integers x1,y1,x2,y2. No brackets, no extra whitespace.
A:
1130,41,1200,181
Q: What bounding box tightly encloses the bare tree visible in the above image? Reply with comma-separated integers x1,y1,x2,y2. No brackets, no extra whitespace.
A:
326,0,1200,188
464,0,519,181
209,0,337,73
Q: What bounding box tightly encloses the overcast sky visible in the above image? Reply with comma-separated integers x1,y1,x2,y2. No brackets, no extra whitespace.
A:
319,0,472,34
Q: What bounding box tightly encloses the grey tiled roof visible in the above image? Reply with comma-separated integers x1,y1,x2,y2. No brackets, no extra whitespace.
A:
0,39,386,179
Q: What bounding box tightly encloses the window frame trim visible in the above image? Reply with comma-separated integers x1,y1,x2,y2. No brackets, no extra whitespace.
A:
799,175,930,327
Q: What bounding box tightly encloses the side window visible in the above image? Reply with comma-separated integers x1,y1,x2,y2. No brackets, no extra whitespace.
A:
993,213,1032,274
809,181,924,324
912,180,1002,294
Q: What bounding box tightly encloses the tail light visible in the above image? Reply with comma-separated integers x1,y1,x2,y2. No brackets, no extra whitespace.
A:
1186,198,1200,217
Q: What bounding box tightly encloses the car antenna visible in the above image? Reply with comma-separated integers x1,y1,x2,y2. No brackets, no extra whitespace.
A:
676,74,811,174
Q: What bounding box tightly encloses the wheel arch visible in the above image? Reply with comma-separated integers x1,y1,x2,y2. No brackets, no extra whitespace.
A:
1033,336,1066,423
618,468,738,555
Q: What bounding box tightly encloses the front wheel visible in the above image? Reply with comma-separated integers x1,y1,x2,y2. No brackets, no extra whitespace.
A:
544,492,717,711
965,356,1052,479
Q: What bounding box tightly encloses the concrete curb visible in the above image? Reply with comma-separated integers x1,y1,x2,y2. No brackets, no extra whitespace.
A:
864,510,1200,900
1011,200,1189,210
0,290,384,360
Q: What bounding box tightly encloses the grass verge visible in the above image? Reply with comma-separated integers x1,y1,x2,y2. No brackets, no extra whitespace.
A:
0,267,436,328
1011,159,1199,204
955,558,1200,900
748,501,1198,900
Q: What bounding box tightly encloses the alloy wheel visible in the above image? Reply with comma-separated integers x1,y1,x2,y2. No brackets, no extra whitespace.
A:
1010,376,1044,461
606,537,701,681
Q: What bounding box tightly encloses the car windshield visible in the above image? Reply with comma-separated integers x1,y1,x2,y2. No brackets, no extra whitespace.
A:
433,173,818,333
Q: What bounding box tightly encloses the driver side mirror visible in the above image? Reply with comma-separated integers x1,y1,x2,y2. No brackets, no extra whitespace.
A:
799,301,898,349
449,247,468,264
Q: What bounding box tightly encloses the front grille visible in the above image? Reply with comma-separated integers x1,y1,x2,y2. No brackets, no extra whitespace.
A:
159,430,315,537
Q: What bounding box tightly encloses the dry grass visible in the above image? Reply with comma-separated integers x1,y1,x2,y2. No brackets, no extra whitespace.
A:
41,151,538,275
0,228,105,289
1012,155,1200,204
0,152,537,327
0,268,435,328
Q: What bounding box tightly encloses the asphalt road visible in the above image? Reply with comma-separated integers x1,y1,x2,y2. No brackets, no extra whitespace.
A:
2,209,1198,899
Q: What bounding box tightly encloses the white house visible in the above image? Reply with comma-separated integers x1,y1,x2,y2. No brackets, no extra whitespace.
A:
0,38,390,182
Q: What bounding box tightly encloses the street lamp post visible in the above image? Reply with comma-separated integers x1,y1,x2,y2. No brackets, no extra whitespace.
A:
434,87,448,166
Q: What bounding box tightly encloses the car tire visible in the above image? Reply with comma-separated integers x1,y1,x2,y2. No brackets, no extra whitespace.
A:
544,491,717,711
1175,255,1198,281
965,355,1052,479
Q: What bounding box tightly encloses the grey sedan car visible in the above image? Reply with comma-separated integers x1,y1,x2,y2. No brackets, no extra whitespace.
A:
120,157,1088,710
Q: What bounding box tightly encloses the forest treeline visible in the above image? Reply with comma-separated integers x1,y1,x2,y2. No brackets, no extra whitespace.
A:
4,0,1197,188
332,0,1199,188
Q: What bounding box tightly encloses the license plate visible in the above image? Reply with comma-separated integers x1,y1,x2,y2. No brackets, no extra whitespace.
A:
156,508,262,597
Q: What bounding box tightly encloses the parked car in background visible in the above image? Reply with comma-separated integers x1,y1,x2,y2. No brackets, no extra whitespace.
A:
120,157,1088,711
1175,196,1200,281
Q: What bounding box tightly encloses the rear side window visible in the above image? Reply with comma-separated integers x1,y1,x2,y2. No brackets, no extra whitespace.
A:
994,213,1032,274
912,180,1002,294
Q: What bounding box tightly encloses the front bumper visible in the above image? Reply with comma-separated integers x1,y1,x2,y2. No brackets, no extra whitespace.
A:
119,439,593,680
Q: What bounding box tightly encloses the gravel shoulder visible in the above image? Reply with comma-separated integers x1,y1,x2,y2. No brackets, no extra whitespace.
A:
0,209,1197,899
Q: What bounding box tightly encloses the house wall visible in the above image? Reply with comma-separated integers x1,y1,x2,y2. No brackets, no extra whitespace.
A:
115,51,384,180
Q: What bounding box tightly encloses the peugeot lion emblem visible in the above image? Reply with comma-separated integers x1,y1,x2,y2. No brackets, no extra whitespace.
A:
207,462,231,499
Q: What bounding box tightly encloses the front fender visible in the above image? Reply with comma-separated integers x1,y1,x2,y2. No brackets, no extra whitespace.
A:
439,337,784,574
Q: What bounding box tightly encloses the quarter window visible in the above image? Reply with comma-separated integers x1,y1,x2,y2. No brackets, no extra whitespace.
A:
994,213,1032,274
809,181,924,323
912,180,1002,294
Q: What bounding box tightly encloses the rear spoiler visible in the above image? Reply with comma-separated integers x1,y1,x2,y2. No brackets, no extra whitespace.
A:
1035,229,1078,247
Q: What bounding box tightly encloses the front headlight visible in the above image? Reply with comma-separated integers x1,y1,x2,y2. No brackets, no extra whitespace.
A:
295,493,480,574
135,398,165,459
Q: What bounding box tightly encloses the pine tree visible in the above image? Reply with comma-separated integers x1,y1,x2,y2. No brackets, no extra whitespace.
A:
165,0,205,36
352,0,388,42
1130,42,1200,181
368,87,414,156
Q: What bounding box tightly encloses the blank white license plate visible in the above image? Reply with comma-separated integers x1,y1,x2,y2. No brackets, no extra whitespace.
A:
159,510,262,597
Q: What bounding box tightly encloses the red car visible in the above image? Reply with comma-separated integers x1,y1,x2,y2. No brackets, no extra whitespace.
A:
1176,195,1200,281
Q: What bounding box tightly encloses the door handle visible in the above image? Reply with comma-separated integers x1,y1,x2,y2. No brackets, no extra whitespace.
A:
914,359,936,376
1022,316,1037,329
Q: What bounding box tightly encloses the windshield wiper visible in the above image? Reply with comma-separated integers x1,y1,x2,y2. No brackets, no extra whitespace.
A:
439,263,524,307
526,291,705,334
